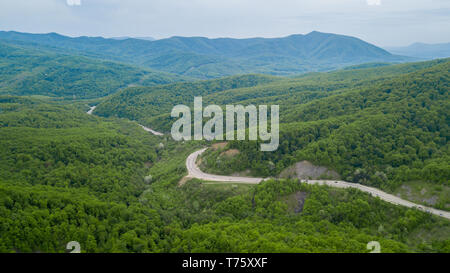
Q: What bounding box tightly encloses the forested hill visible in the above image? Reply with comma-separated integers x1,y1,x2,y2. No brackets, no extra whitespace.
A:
94,58,448,132
0,42,186,99
199,59,450,210
93,74,280,123
0,96,449,253
0,30,412,78
93,58,449,211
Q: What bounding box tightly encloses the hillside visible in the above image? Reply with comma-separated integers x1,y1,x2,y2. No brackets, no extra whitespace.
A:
93,74,281,128
0,31,412,78
93,58,449,210
198,59,450,211
0,96,449,253
0,32,448,254
95,59,446,132
0,42,186,98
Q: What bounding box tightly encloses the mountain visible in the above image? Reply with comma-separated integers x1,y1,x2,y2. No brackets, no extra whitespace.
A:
95,58,445,132
95,58,450,201
0,30,412,79
197,59,450,198
386,42,450,59
1,59,448,253
111,36,156,41
0,41,186,98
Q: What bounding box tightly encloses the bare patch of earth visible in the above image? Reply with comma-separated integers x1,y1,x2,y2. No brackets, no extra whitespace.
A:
423,196,439,206
283,191,309,213
178,176,192,187
211,142,228,150
279,160,340,180
220,149,240,157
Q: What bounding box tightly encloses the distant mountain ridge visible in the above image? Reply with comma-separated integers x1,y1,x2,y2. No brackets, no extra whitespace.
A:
386,42,450,60
0,30,412,78
111,36,156,41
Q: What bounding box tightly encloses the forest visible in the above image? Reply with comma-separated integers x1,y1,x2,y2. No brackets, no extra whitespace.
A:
0,53,448,252
199,61,450,195
96,59,449,205
0,41,186,98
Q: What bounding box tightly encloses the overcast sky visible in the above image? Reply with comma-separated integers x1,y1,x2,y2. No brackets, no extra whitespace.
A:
0,0,449,47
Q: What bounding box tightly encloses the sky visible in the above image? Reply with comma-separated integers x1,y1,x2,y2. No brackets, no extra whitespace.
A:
0,0,449,47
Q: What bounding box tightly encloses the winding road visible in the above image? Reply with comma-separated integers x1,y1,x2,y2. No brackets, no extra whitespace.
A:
87,105,96,115
87,105,164,136
186,148,450,220
186,148,265,184
86,105,449,220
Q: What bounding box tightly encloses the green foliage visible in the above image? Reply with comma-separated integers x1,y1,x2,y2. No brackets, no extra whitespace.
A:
1,98,448,253
0,42,185,98
94,74,280,131
0,44,449,254
96,58,447,131
0,30,412,79
196,59,450,208
161,179,449,253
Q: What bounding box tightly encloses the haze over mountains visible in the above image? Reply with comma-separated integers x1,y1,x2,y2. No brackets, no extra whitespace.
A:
386,43,450,60
0,30,412,79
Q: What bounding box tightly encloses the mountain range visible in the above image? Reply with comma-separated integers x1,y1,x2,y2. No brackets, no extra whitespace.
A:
0,30,412,79
386,42,450,60
111,36,156,41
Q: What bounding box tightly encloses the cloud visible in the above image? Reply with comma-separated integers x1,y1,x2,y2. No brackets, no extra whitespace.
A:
367,0,381,5
67,0,81,6
1,0,449,46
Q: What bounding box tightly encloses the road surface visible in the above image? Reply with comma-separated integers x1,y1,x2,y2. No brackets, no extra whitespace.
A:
87,105,164,136
186,148,265,184
139,124,164,136
186,148,450,220
87,105,96,115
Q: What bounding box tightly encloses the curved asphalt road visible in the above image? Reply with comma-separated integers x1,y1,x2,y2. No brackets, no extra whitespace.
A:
186,148,450,220
186,148,265,184
85,107,449,220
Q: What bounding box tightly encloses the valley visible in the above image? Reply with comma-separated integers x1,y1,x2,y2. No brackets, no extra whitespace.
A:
0,30,448,253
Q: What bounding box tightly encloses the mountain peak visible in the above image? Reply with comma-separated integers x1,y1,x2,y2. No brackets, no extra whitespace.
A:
306,30,331,36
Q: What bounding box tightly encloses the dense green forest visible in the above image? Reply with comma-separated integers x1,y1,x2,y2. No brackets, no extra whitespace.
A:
0,35,448,255
95,59,446,132
0,96,449,253
198,60,450,210
87,59,450,210
93,58,449,211
94,74,280,129
0,42,186,98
